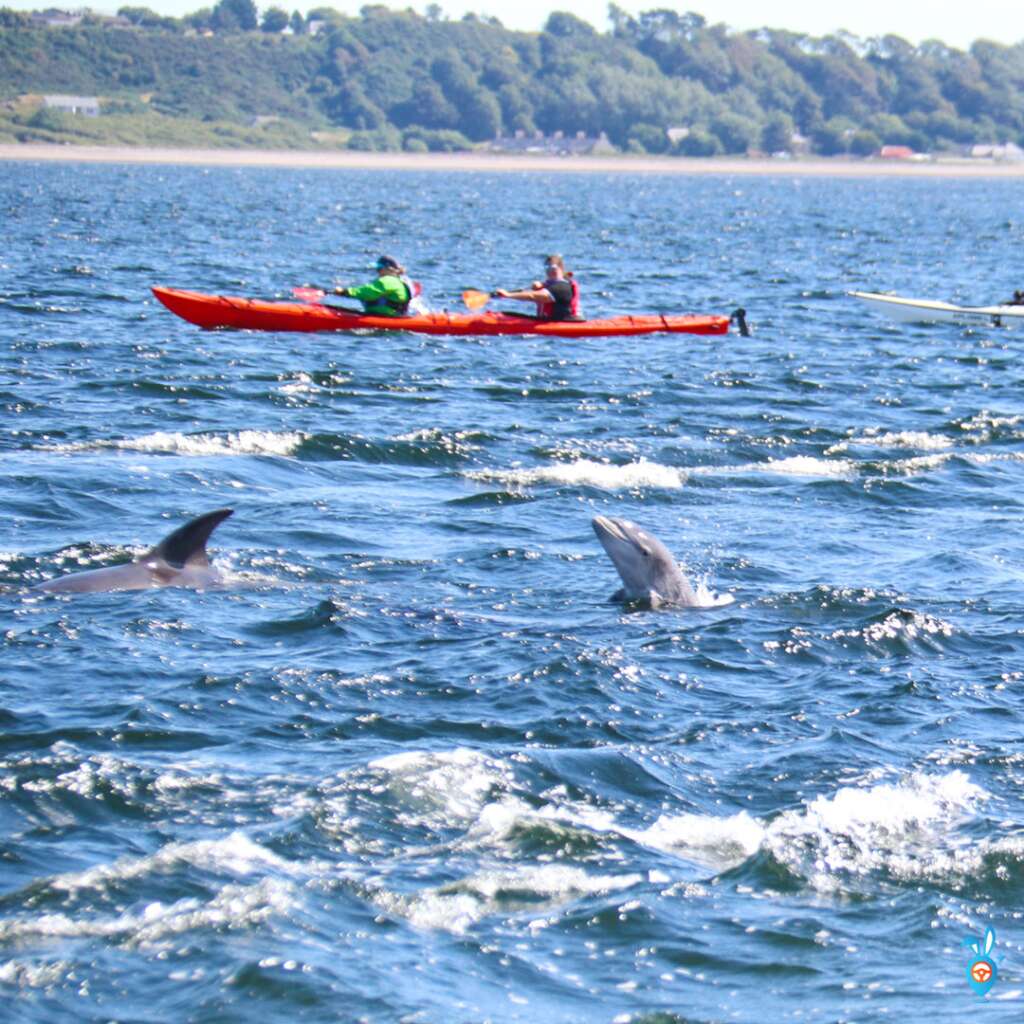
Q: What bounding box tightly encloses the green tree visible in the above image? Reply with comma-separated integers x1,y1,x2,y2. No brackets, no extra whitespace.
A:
627,122,668,153
211,0,257,31
678,128,722,156
118,6,173,27
849,129,881,155
544,12,597,38
710,111,757,153
391,80,459,129
184,7,213,30
346,124,401,149
261,7,289,32
761,110,794,152
811,117,852,155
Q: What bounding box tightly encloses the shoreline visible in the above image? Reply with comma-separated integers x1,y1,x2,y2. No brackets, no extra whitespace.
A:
3,143,1024,177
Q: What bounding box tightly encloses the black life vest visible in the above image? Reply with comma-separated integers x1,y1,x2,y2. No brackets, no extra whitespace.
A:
539,277,582,321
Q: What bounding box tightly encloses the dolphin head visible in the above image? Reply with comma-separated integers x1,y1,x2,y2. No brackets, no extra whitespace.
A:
591,515,698,608
33,509,234,594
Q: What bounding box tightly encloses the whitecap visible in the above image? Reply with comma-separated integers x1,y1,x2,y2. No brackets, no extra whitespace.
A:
49,831,294,894
375,864,643,934
39,430,306,458
366,748,516,824
467,458,685,490
830,429,954,453
0,879,294,948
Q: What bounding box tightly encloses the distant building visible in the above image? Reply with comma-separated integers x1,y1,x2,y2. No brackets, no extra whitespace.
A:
970,143,1024,163
43,95,100,116
878,145,915,160
789,132,810,155
666,126,690,146
489,130,616,156
30,8,84,27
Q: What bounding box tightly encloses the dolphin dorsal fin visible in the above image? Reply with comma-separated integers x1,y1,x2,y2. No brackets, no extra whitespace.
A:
144,509,234,569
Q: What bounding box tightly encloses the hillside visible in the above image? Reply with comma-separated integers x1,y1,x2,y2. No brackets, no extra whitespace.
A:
2,5,1024,156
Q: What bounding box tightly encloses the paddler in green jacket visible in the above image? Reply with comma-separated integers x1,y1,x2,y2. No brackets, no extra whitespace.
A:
333,255,416,316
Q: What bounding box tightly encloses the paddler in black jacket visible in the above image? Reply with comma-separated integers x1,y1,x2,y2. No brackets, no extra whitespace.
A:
494,254,583,320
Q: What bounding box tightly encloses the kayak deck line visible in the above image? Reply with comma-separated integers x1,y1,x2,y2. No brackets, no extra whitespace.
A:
151,286,739,338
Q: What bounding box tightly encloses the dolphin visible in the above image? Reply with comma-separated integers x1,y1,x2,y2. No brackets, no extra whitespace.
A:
592,515,704,608
32,509,234,594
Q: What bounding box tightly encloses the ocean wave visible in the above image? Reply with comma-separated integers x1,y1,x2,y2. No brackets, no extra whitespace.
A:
374,864,643,934
467,459,685,490
752,455,857,478
365,748,516,824
631,770,995,894
0,878,294,949
38,430,306,458
46,831,296,895
826,608,954,650
828,429,954,453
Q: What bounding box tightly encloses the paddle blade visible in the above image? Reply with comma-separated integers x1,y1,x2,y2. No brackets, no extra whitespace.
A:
293,286,326,303
462,289,491,311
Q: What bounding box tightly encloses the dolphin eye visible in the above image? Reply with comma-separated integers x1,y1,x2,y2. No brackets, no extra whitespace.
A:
640,548,650,558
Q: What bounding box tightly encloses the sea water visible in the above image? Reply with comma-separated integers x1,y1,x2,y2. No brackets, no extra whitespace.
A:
1,161,1023,1021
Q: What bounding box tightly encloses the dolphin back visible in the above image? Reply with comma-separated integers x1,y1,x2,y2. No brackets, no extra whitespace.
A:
31,508,236,594
147,508,234,568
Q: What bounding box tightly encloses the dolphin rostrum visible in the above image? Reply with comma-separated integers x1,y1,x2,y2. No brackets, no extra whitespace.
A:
32,509,234,594
592,515,709,608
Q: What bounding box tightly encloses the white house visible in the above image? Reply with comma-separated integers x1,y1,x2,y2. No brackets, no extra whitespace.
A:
43,95,100,116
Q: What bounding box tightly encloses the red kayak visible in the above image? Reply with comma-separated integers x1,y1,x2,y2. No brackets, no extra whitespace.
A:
151,286,739,338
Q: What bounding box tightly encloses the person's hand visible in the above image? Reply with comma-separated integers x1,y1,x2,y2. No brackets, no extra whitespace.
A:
531,280,543,290
333,286,348,296
494,289,510,298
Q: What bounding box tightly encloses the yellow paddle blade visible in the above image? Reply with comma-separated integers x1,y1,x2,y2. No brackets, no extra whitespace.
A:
462,289,491,311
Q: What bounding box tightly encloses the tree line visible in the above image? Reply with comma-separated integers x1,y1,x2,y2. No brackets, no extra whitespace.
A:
2,4,1024,155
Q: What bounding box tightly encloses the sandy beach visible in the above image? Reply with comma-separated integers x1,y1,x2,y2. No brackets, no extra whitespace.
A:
3,142,1024,177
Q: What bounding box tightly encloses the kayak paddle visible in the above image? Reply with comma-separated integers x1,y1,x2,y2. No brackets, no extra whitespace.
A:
293,286,326,303
462,289,498,311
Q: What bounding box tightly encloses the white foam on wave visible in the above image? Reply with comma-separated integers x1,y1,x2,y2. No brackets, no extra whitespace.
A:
392,426,479,447
691,582,736,609
829,429,954,453
39,430,306,457
829,609,954,645
765,770,988,890
367,748,517,823
0,878,294,948
467,458,685,490
958,411,1023,434
377,864,643,935
626,810,764,866
0,959,72,989
882,452,955,475
683,455,857,481
49,831,294,894
628,771,990,890
755,455,857,478
23,752,143,803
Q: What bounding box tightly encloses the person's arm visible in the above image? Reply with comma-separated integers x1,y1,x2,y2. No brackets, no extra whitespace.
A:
494,287,549,301
337,280,387,302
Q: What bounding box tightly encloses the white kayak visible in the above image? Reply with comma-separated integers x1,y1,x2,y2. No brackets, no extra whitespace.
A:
850,290,1024,326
